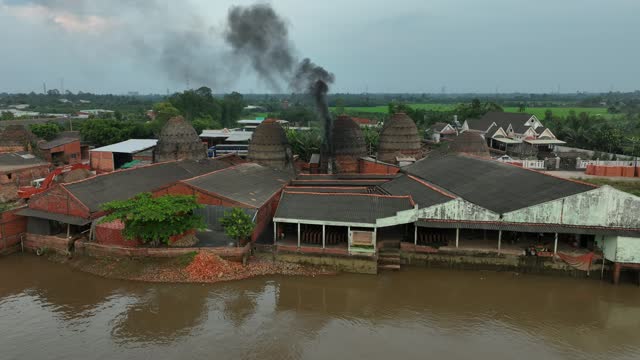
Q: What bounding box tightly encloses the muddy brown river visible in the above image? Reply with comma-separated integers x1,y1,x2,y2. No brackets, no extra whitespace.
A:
1,255,640,360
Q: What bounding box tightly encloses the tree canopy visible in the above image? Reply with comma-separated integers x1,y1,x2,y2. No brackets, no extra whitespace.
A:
101,193,204,246
80,119,154,147
219,207,255,245
30,122,63,140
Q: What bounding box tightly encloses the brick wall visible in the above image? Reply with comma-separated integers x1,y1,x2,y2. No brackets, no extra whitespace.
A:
161,183,248,208
23,233,74,255
0,165,50,186
95,219,141,247
358,158,400,174
253,190,281,241
335,155,360,174
75,241,250,262
161,183,282,243
0,207,27,254
29,185,90,219
0,146,26,154
44,140,82,165
90,151,115,173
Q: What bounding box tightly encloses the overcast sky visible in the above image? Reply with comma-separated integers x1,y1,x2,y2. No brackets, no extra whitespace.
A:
1,0,639,94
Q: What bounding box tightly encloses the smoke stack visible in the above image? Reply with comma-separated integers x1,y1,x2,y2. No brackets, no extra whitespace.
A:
312,80,332,160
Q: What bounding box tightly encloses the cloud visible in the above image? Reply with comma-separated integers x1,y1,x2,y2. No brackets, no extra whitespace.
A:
2,2,113,34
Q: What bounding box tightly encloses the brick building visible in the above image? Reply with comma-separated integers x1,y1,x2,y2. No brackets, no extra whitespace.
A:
155,162,293,243
17,156,244,238
38,132,84,165
0,152,50,186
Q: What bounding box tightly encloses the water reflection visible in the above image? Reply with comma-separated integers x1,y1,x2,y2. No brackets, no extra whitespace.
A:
110,285,211,345
1,255,640,360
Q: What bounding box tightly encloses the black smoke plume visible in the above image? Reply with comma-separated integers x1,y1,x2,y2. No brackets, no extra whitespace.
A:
225,5,335,154
6,1,336,149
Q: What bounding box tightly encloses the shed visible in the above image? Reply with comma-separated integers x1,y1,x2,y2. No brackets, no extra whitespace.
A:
90,139,158,172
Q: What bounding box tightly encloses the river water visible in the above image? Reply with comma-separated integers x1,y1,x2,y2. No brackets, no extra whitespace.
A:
1,255,640,360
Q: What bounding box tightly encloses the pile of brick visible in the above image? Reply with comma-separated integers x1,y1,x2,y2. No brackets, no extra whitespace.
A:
185,252,242,281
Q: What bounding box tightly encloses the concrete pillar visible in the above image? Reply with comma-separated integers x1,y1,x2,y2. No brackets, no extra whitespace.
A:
297,223,301,248
456,228,460,248
273,222,277,245
553,233,559,255
66,223,71,239
414,225,418,246
373,227,378,252
348,226,351,253
613,262,622,285
498,230,502,254
322,224,326,249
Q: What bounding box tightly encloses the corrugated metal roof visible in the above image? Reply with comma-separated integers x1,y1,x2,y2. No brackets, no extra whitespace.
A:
493,138,522,144
525,139,566,145
200,129,233,138
39,134,79,150
405,154,595,214
185,163,292,208
225,132,253,142
379,175,453,208
63,158,239,212
275,192,414,224
17,208,91,225
90,139,158,154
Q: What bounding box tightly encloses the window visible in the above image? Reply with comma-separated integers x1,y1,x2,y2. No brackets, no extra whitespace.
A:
70,153,77,159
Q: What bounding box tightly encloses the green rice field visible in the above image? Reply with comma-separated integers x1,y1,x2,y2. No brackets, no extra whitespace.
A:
331,104,611,119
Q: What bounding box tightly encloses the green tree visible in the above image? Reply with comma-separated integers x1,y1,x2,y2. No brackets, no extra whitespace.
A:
1,111,14,120
101,193,204,247
30,122,63,140
153,102,181,127
335,97,346,115
192,115,222,135
219,207,255,246
544,109,553,121
362,126,380,155
518,103,526,112
169,87,222,122
286,128,322,162
80,119,154,146
221,91,245,127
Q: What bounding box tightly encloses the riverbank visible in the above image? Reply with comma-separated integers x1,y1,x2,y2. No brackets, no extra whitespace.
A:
46,251,336,284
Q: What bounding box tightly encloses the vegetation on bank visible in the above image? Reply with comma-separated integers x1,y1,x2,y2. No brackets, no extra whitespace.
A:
101,193,204,246
220,208,255,245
